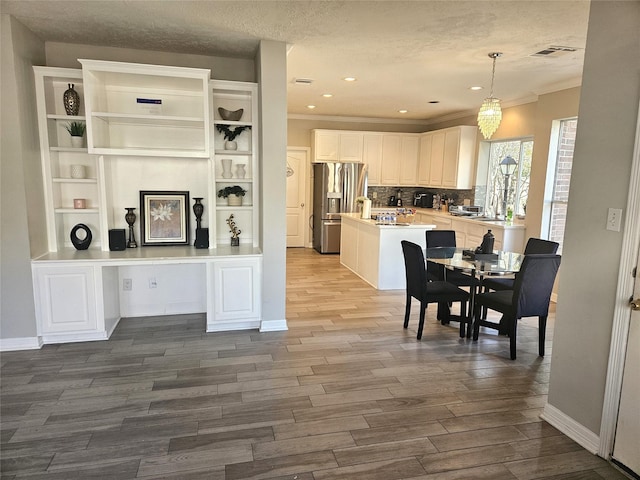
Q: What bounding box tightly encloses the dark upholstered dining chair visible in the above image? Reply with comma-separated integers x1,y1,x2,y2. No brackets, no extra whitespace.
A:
401,240,470,339
425,230,478,321
482,237,559,292
472,253,561,360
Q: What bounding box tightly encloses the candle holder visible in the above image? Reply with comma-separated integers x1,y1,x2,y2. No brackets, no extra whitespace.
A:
192,197,204,230
125,207,138,248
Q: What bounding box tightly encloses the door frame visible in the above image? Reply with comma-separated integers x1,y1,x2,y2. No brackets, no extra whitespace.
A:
599,100,640,458
286,146,311,248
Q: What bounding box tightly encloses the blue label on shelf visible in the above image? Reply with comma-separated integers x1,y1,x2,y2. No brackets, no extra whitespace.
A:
136,98,162,104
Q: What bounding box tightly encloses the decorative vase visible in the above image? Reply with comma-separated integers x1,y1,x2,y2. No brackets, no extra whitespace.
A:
125,207,138,248
192,197,204,230
224,140,238,151
231,237,240,247
71,136,83,148
235,164,246,179
70,164,86,179
70,223,92,250
221,158,233,179
227,194,242,206
63,83,80,116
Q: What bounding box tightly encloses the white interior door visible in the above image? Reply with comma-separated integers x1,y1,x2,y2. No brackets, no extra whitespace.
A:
286,148,307,247
612,243,640,476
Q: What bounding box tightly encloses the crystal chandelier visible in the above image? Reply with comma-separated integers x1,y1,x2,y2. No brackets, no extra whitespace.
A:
477,52,503,140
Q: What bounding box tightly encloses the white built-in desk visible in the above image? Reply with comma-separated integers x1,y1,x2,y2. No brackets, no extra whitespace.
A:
31,246,278,345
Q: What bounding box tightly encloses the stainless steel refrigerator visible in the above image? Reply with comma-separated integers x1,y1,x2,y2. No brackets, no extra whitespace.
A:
312,162,367,253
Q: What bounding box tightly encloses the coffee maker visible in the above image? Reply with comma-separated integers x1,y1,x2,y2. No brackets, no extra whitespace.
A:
413,192,435,208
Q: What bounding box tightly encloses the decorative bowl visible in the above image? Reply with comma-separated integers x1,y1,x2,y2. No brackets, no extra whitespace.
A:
218,108,243,121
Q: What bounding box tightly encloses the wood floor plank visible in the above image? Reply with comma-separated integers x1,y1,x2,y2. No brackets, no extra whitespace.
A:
0,248,626,480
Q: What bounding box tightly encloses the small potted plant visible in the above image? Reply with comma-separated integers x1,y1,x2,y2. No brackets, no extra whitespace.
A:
65,121,86,148
217,185,247,206
216,124,251,150
226,214,241,246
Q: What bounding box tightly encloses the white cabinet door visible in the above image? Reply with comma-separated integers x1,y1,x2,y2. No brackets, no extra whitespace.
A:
313,130,363,162
442,126,477,189
314,131,340,161
210,258,261,324
428,131,446,186
33,265,99,335
417,133,432,186
381,134,401,185
399,135,420,186
339,132,363,162
363,133,383,185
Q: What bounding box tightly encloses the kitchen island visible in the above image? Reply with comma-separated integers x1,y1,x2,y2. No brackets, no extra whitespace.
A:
340,213,435,290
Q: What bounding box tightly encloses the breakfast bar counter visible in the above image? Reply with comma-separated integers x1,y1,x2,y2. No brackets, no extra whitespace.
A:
340,213,435,290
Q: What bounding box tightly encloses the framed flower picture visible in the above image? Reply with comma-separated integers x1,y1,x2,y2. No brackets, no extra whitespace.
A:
139,191,190,246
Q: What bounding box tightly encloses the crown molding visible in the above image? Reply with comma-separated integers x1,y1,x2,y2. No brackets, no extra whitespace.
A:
287,113,431,126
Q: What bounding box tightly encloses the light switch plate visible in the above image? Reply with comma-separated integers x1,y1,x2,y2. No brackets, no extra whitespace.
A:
606,208,623,232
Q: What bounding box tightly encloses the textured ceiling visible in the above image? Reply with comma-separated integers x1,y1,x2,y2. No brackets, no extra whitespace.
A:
1,0,591,121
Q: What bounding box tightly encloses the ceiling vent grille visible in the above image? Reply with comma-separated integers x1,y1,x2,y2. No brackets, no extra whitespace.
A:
293,78,314,85
530,46,579,57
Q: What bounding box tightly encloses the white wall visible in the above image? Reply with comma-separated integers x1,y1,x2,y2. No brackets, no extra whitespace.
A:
548,1,640,436
1,15,46,341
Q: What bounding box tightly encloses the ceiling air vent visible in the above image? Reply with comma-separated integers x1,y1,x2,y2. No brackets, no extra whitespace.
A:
530,46,579,58
293,78,314,85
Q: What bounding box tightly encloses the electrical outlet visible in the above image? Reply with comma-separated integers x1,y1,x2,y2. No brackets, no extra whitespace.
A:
372,191,378,199
149,277,157,289
123,278,132,291
606,208,623,232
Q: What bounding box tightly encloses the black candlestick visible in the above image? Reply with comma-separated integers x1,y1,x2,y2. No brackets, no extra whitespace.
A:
125,207,137,248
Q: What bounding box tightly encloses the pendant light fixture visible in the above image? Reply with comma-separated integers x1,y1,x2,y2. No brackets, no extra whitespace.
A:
477,52,503,140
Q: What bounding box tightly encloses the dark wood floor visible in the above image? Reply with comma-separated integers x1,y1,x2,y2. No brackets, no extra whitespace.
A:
0,248,628,479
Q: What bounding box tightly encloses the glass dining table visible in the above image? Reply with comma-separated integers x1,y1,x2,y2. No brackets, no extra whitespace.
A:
425,247,525,333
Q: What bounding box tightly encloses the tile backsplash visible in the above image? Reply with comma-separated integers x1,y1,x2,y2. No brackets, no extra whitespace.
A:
368,186,475,209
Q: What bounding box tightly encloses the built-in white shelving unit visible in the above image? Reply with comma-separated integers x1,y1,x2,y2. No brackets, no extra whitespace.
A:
33,67,103,251
210,80,259,247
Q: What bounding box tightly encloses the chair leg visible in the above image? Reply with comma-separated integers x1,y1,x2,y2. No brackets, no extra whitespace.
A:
538,315,547,357
459,300,468,338
417,302,427,340
509,317,518,360
465,301,472,339
438,302,450,324
472,302,481,341
403,294,411,328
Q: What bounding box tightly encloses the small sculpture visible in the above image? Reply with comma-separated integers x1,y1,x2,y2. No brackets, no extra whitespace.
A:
226,214,241,246
125,207,137,248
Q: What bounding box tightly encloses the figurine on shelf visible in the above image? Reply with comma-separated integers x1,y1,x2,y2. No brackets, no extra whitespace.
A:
216,124,251,151
226,214,241,246
125,207,137,248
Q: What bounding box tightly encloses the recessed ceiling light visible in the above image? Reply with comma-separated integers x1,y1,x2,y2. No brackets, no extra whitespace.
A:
343,77,357,82
399,109,408,114
307,105,316,109
322,93,333,98
470,86,483,91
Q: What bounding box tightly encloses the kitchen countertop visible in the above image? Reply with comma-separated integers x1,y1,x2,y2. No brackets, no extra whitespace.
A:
412,208,525,229
341,212,436,229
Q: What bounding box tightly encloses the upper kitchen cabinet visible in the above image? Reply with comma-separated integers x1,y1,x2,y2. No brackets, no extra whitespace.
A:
380,134,420,186
312,130,363,162
362,133,383,185
420,126,477,189
80,59,210,157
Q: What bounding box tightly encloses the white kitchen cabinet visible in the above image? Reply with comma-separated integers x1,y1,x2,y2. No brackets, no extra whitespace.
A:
417,134,432,186
312,130,363,162
399,134,420,185
421,126,477,189
362,133,383,185
380,134,420,186
380,134,401,185
33,67,105,252
80,59,211,158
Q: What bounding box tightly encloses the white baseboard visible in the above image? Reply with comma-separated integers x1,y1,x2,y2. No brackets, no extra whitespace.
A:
0,336,43,352
207,319,261,332
41,331,109,344
541,402,600,454
260,319,288,332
